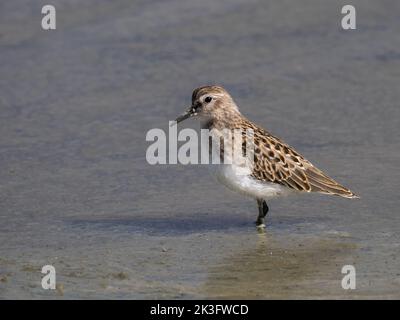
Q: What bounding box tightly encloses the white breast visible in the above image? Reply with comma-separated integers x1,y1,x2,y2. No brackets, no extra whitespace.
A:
211,164,293,200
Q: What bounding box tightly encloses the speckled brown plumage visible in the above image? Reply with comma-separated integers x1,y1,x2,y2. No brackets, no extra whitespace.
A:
237,118,357,198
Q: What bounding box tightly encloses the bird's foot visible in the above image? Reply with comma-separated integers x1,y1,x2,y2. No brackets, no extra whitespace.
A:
255,218,265,229
256,223,266,229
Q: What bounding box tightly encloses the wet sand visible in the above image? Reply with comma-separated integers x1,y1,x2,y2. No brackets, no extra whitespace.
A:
1,0,400,299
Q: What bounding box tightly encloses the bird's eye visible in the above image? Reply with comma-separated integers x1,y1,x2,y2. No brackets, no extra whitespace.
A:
204,96,212,103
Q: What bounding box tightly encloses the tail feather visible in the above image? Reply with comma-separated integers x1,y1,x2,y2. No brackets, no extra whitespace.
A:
305,167,359,199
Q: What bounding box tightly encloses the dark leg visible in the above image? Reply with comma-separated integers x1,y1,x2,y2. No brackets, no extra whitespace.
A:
256,199,269,227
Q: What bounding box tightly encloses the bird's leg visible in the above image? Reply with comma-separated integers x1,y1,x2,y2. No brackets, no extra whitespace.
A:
256,199,268,227
262,200,269,218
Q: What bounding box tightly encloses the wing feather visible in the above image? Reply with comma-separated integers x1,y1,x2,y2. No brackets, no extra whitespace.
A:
245,123,358,199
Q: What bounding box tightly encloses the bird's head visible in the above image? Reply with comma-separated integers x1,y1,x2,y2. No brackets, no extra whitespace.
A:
175,85,240,124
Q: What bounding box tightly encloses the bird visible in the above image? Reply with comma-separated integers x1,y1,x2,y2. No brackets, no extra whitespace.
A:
174,85,358,228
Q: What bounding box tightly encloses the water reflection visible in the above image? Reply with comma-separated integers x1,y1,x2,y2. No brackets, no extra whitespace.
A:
202,231,357,299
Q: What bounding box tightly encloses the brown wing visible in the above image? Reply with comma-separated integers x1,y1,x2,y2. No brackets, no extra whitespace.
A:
247,126,358,199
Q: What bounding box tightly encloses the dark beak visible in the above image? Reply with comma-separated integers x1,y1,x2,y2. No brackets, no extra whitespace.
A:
174,106,196,124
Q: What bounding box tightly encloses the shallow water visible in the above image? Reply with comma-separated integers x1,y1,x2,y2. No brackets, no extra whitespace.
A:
1,0,400,299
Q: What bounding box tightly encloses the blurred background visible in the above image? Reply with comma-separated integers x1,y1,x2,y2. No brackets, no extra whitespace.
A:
0,0,399,298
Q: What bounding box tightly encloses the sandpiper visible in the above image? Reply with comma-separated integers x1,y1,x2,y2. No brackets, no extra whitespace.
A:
175,85,358,228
